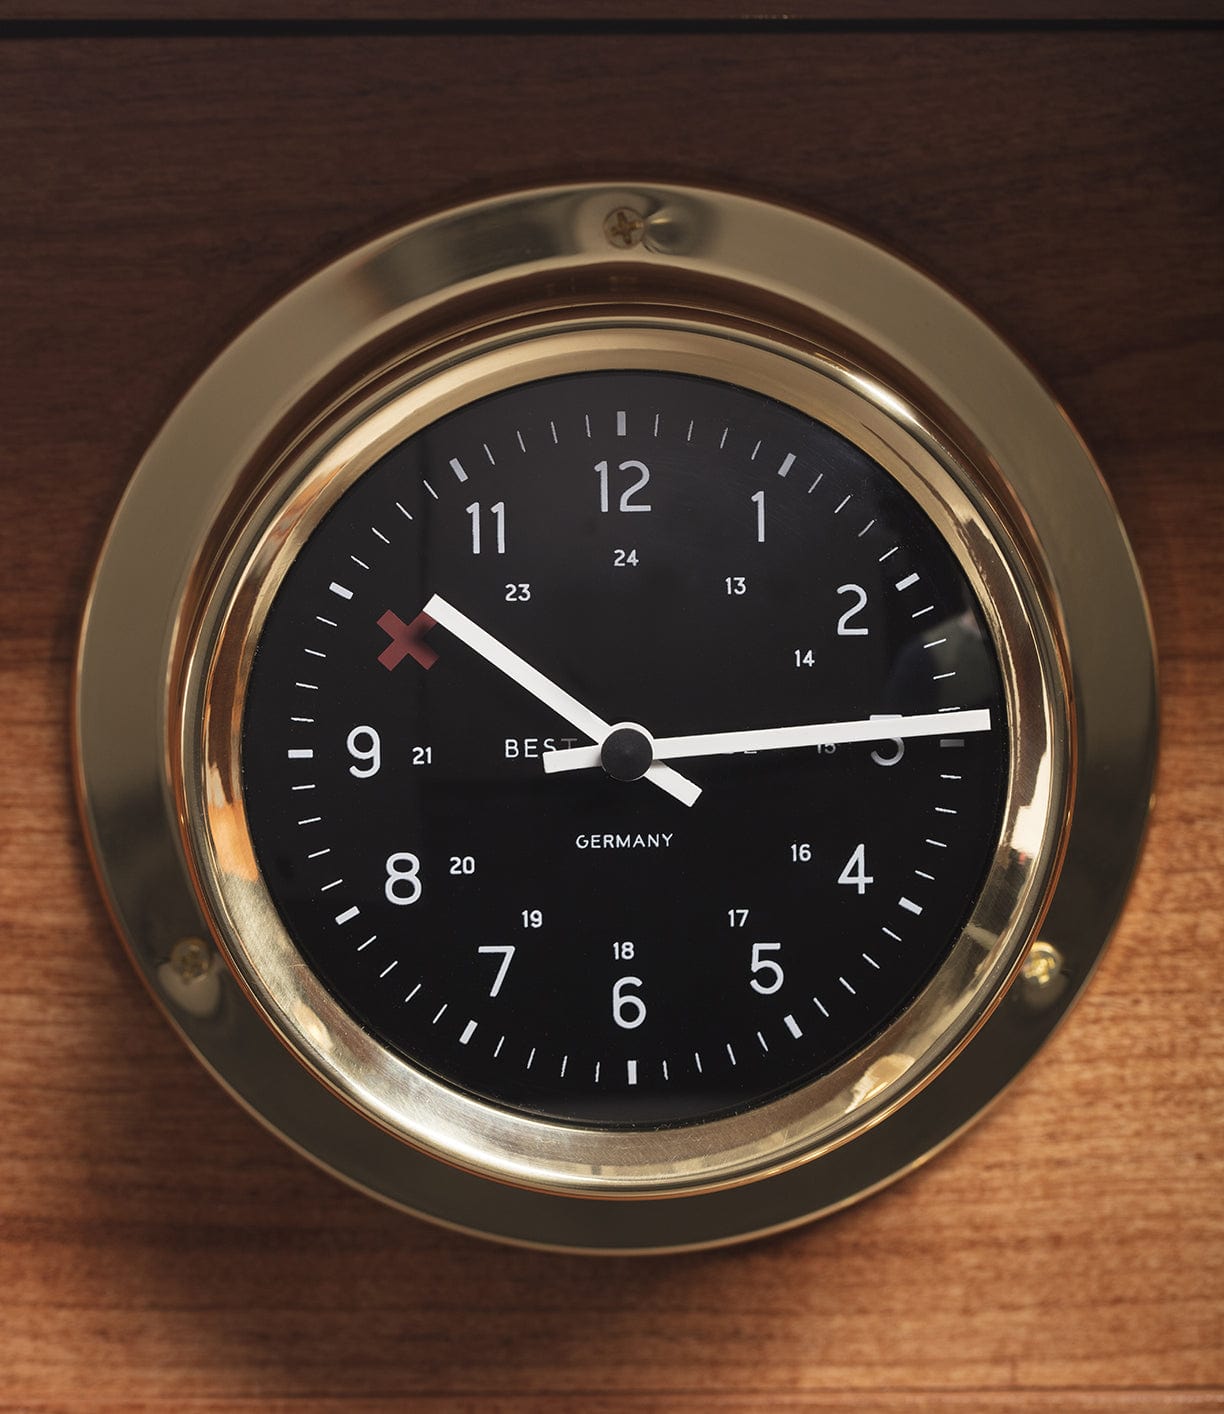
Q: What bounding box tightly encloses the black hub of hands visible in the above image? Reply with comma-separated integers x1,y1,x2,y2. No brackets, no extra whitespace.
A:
600,725,655,783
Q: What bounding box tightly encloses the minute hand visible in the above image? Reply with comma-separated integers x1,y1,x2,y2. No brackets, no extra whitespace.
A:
542,708,992,773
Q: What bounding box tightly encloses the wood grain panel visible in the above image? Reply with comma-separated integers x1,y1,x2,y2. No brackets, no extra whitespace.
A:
5,5,1224,23
0,25,1220,1410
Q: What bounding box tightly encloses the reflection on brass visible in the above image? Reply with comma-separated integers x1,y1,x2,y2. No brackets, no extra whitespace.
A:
75,184,1157,1250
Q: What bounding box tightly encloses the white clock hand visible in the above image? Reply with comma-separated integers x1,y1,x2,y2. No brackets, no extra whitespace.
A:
541,708,992,773
423,594,702,807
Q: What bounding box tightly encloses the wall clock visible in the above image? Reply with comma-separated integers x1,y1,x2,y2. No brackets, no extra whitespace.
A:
75,184,1156,1251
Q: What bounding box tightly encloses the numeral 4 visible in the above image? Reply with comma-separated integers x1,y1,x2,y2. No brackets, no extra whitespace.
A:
838,843,874,894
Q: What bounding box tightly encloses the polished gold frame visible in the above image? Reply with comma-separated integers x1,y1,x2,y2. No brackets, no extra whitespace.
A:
75,184,1156,1248
186,323,1065,1197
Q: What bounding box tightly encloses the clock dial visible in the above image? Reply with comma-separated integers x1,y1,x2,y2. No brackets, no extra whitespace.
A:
242,370,1008,1127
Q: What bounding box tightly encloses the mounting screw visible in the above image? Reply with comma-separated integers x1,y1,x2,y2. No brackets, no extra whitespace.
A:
1021,940,1062,989
171,936,213,984
603,207,646,249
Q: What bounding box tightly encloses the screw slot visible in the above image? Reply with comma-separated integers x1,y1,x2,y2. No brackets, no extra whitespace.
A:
603,207,645,249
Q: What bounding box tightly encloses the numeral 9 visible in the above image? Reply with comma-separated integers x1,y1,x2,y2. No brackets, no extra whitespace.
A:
346,724,380,777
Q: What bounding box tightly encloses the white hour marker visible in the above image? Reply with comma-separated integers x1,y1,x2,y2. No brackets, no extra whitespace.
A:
895,572,919,590
627,1059,638,1085
460,1020,477,1045
616,410,627,437
334,906,359,925
784,1013,803,1039
449,457,468,483
777,452,796,478
328,581,353,599
287,748,314,759
899,896,923,915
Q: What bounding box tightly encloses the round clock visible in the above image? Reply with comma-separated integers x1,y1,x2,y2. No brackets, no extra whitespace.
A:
75,184,1156,1250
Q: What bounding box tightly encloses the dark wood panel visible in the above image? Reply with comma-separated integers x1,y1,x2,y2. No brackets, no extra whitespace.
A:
4,4,1223,23
0,26,1220,1411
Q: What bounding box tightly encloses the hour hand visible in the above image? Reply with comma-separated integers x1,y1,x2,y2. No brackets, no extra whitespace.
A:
422,595,702,807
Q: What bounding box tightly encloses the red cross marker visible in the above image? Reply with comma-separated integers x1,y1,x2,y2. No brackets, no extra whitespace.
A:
377,608,438,671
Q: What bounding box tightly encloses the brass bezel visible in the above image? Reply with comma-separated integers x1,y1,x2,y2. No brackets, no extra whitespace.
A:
184,321,1064,1198
75,184,1157,1249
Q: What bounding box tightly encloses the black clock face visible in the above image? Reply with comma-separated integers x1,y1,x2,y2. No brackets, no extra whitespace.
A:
242,370,1008,1127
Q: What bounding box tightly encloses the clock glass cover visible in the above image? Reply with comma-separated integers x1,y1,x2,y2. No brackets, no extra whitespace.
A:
241,369,1007,1129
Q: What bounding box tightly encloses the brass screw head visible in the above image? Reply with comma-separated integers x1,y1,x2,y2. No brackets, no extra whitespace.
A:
170,936,213,984
1021,940,1062,988
603,207,645,249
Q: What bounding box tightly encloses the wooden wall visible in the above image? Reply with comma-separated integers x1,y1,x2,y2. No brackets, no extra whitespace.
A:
1,10,1220,1410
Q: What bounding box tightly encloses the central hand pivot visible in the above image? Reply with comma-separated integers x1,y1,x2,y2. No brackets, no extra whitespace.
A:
600,724,655,783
